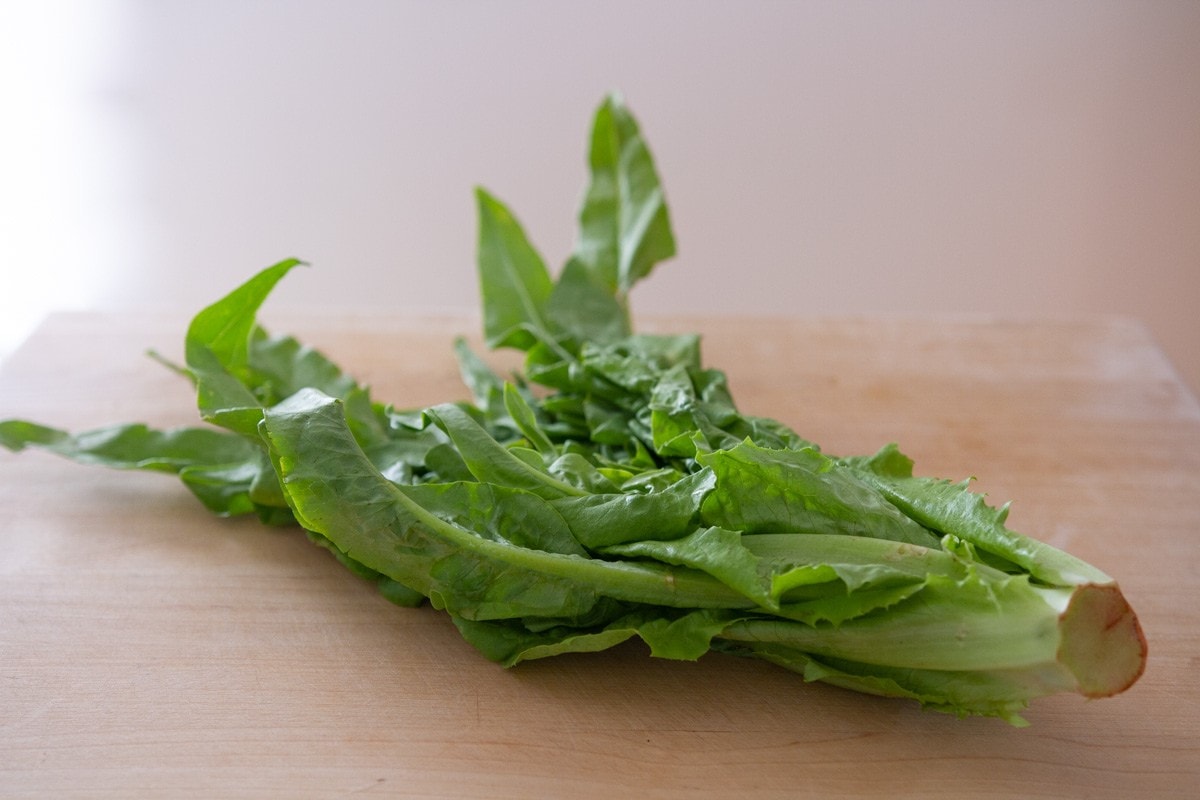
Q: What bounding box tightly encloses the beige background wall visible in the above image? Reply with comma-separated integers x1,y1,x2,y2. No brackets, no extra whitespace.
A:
2,0,1197,392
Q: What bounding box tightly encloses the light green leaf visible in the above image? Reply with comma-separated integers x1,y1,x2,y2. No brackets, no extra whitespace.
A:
699,440,940,546
549,468,715,549
604,526,774,608
857,471,1111,586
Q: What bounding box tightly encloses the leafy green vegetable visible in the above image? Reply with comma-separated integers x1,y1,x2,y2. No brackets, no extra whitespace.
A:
0,93,1146,725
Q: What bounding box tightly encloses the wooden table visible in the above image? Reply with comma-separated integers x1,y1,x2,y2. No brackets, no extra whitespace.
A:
2,312,1197,798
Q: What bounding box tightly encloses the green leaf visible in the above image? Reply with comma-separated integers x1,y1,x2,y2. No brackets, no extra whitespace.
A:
721,572,1072,673
0,419,284,519
647,363,742,457
453,607,737,666
424,402,585,499
247,328,359,405
185,258,302,434
399,480,588,557
699,440,941,546
582,334,702,395
573,93,676,298
451,615,639,667
453,337,507,418
546,256,630,345
475,187,554,351
260,389,755,620
856,471,1112,586
634,609,740,660
774,583,925,627
182,260,384,454
0,419,257,472
739,533,968,595
502,382,556,456
604,526,774,608
550,467,716,549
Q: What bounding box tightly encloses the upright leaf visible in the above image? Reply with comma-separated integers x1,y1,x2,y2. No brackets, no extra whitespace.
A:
546,257,630,345
184,258,302,435
453,337,506,417
185,258,301,372
475,187,554,351
573,94,676,299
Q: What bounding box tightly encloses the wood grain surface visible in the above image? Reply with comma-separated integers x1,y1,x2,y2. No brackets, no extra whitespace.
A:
2,311,1197,798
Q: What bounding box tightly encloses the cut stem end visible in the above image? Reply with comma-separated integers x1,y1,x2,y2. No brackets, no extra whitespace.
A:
1058,583,1147,698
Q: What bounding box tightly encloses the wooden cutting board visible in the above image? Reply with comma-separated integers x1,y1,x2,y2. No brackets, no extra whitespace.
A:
2,311,1197,798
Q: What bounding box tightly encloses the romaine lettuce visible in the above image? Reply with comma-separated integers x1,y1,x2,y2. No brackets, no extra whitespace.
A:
0,94,1145,724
